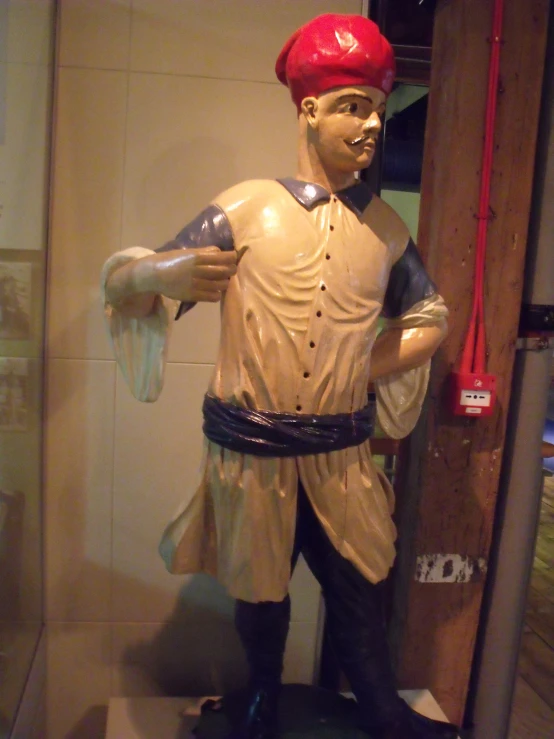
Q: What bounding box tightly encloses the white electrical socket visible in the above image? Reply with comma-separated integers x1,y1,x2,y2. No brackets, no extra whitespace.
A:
460,390,492,407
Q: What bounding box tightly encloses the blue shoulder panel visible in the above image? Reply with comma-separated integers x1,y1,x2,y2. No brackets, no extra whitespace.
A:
382,238,437,318
156,204,234,253
155,204,235,319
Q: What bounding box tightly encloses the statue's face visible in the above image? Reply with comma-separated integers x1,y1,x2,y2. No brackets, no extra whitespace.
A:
303,85,386,174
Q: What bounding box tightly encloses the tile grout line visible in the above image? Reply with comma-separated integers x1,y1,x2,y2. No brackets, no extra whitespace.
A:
106,0,136,688
56,62,284,88
47,356,216,367
108,2,137,694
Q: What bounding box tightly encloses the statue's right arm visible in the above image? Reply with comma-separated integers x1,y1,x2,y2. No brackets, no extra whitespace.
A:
104,246,237,319
105,194,250,319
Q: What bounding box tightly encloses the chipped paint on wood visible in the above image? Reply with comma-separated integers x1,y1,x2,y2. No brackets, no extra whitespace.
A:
415,554,488,583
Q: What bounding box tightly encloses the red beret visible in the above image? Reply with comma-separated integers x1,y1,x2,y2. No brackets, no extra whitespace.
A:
275,14,395,111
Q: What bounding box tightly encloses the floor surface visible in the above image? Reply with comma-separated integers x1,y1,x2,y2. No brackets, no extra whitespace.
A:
508,475,554,738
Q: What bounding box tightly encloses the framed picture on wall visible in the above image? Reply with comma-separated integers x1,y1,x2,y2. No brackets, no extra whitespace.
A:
0,261,31,340
0,357,28,431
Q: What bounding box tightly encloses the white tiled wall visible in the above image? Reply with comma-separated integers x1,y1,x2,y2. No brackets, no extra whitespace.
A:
111,363,213,623
0,63,52,251
46,2,363,736
44,623,112,739
48,67,128,360
45,358,116,623
128,0,363,81
57,0,132,70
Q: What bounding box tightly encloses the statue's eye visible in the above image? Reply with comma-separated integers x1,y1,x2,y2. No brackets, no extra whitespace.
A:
347,102,358,113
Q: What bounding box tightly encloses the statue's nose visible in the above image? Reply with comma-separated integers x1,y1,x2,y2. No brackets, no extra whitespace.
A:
363,112,382,135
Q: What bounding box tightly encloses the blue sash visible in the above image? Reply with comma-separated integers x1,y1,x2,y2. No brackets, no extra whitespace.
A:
202,394,375,458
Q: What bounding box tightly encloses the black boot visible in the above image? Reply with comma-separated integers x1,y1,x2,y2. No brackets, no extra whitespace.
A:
198,685,280,739
231,596,291,739
234,686,280,739
322,559,460,739
367,701,459,738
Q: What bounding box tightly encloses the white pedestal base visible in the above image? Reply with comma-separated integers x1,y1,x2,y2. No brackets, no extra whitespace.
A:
105,690,460,738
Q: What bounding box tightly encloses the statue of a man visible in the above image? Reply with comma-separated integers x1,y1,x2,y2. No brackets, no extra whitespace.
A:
102,13,456,739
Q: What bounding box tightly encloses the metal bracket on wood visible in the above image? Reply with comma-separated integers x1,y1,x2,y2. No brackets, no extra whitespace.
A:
515,336,554,352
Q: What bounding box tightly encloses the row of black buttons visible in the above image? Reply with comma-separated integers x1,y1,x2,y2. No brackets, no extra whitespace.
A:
297,210,337,411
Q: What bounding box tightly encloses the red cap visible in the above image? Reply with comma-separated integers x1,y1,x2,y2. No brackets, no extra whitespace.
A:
276,14,395,111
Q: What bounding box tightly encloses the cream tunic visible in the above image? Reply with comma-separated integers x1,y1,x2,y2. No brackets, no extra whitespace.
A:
102,179,448,603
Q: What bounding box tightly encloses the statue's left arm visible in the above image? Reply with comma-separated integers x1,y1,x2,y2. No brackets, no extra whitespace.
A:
370,239,448,382
371,238,449,438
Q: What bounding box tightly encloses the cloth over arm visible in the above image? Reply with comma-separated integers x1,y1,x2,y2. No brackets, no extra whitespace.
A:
101,205,235,402
374,238,448,439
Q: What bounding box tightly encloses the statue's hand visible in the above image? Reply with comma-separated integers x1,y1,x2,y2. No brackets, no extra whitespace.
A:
148,246,238,303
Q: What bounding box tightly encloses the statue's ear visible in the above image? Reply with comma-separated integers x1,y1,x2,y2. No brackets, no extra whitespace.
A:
301,97,319,129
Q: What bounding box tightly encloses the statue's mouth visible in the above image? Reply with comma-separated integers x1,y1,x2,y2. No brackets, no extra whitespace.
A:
346,135,375,146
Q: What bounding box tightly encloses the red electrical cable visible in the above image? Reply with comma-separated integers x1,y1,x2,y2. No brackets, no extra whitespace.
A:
459,0,504,375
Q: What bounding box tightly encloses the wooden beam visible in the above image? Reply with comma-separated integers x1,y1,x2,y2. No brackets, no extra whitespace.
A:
371,438,400,457
390,0,550,725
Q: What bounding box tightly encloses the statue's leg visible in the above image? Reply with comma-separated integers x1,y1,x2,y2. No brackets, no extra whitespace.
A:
234,595,291,694
297,481,459,739
294,481,402,726
228,498,305,738
234,491,305,694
